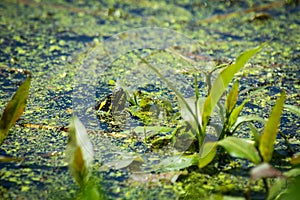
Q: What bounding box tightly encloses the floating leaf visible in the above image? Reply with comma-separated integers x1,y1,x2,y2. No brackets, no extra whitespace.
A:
225,80,239,114
218,136,261,164
99,153,144,171
128,171,186,185
250,163,285,181
66,115,94,186
202,44,264,133
154,154,199,171
259,91,286,162
198,141,217,168
0,76,31,144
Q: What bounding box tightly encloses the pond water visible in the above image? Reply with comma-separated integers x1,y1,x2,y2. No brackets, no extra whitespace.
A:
0,0,299,199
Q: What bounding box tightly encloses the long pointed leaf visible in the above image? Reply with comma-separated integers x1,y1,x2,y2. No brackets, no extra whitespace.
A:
202,44,264,134
259,91,286,162
66,116,94,186
226,80,239,114
228,98,249,128
179,97,204,130
0,76,31,144
248,123,261,146
218,136,261,164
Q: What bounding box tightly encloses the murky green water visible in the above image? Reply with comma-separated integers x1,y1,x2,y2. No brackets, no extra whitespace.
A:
0,0,299,199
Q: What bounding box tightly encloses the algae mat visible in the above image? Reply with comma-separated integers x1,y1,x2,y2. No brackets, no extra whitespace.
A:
0,0,299,199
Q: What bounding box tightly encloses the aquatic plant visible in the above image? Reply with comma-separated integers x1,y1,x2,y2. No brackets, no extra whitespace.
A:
139,44,265,153
0,73,31,145
66,115,104,200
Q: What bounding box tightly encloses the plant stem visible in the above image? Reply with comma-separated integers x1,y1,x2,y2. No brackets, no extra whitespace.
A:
279,131,295,155
263,178,269,197
193,74,203,148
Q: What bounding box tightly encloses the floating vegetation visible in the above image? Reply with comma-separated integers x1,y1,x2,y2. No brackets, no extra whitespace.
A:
0,0,299,199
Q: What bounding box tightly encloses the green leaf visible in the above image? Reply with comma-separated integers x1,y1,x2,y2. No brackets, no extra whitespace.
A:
231,115,265,133
134,125,173,134
99,152,144,171
248,123,261,146
225,80,239,114
284,104,300,117
202,44,264,133
268,169,300,200
268,178,288,200
179,97,204,130
0,76,31,145
218,136,261,164
275,175,300,200
66,116,94,186
283,168,300,178
259,91,286,162
154,154,199,171
228,98,249,129
198,141,217,168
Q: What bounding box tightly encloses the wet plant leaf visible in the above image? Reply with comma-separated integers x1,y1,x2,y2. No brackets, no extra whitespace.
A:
179,97,205,131
268,168,300,199
231,115,265,133
228,98,249,129
198,141,217,168
202,44,264,133
250,163,285,181
259,91,286,162
0,76,31,145
268,177,288,200
272,175,300,200
99,154,144,171
129,171,186,185
248,123,261,146
218,136,261,164
284,168,300,178
66,115,94,186
154,154,199,171
226,80,239,114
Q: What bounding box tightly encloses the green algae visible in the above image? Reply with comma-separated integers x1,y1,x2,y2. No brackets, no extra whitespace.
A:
0,0,299,199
